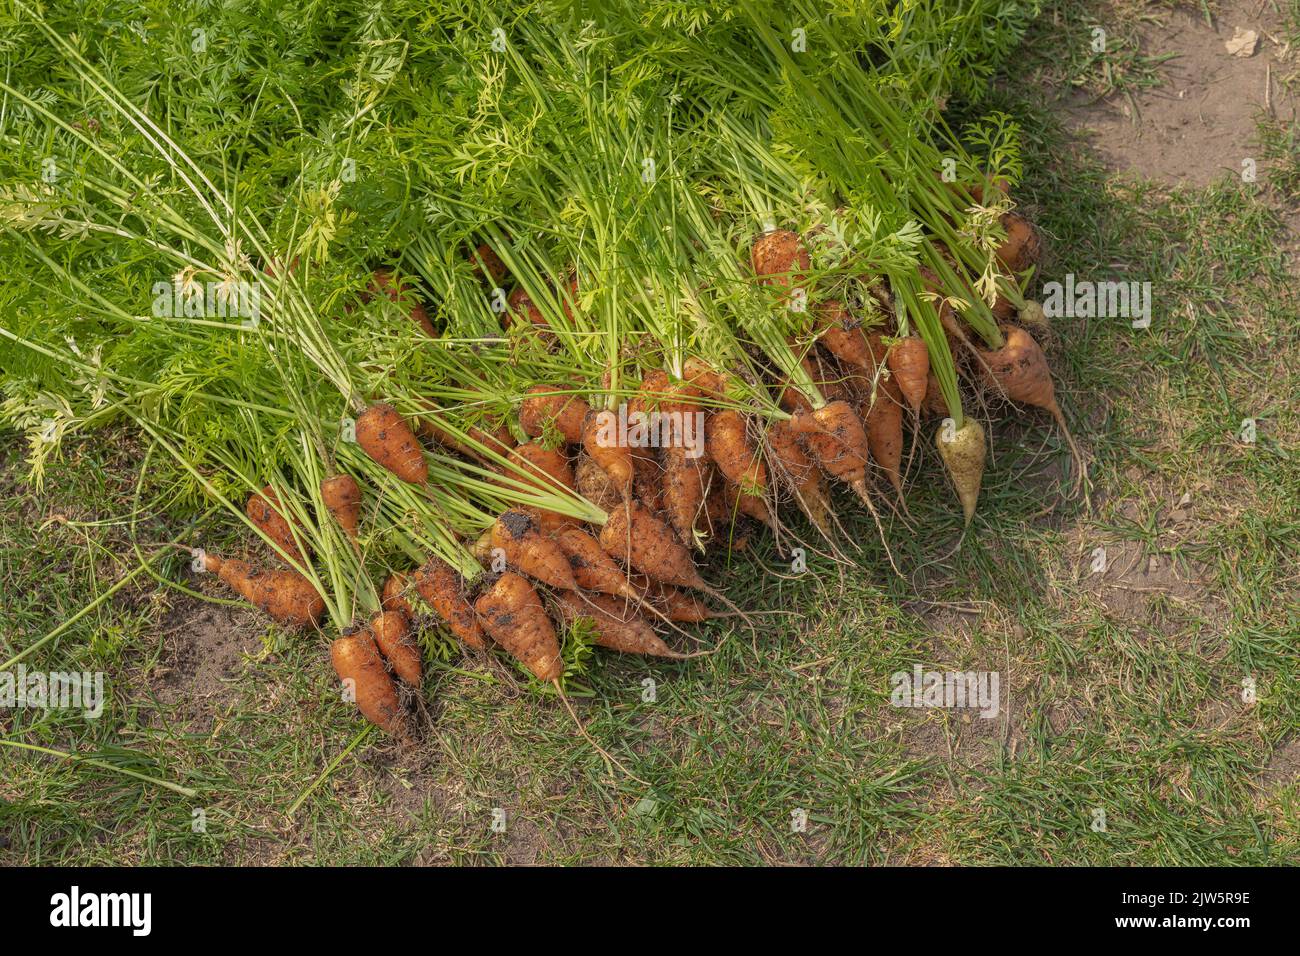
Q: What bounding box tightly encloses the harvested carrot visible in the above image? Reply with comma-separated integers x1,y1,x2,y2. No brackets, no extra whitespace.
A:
640,369,705,417
750,228,810,291
636,464,665,514
551,591,683,658
505,442,575,495
575,451,621,512
887,336,929,415
777,376,813,416
202,553,324,628
800,348,855,404
500,442,579,529
628,573,720,623
923,369,951,419
356,403,427,485
995,211,1043,273
682,357,729,399
660,444,710,546
860,377,905,496
582,408,634,499
704,409,768,510
411,555,486,649
992,294,1017,321
382,571,413,617
812,301,874,371
331,631,406,737
370,269,436,337
489,510,579,591
766,419,831,533
469,243,508,285
246,485,307,565
474,572,563,681
625,395,663,485
519,385,589,444
599,500,710,592
320,474,362,539
935,417,986,525
419,409,515,465
724,479,775,530
369,609,421,686
701,474,731,533
777,347,853,414
555,526,639,600
505,286,550,332
966,177,1010,205
979,323,1083,481
789,400,871,501
979,324,1063,425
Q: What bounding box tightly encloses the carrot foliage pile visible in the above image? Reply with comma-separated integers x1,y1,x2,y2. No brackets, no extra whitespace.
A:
0,0,1067,741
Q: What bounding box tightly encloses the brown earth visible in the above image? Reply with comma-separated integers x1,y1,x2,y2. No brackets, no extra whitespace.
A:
1063,0,1298,188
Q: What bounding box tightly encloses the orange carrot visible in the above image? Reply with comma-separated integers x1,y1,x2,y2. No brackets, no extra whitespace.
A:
995,212,1043,273
923,369,951,419
418,408,515,465
320,474,362,539
660,444,710,546
369,609,421,686
966,177,1010,205
489,510,579,591
500,442,579,530
628,370,695,486
505,442,575,495
382,571,413,617
627,573,720,623
640,369,705,416
887,336,930,415
788,400,871,500
582,408,634,499
682,357,730,399
202,553,324,628
246,485,307,565
861,376,905,496
704,409,768,511
625,398,663,487
599,501,710,592
519,385,590,445
370,269,435,337
505,286,551,332
811,301,875,371
723,479,774,530
555,526,640,600
979,323,1082,479
979,324,1061,422
636,466,666,514
993,294,1017,321
474,572,563,681
356,403,427,484
551,592,684,658
750,229,810,292
575,451,621,512
469,243,508,285
765,419,831,533
331,631,407,737
411,556,486,649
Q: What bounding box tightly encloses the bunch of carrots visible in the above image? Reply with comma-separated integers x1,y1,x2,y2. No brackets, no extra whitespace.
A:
0,3,1076,745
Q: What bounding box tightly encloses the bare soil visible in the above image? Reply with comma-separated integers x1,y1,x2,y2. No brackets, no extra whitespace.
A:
1063,0,1297,188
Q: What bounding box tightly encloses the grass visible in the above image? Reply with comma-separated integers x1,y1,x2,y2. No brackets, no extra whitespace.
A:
2,1,1297,864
